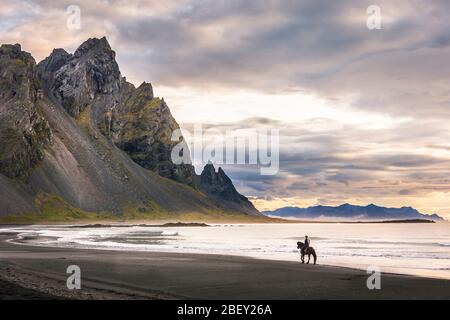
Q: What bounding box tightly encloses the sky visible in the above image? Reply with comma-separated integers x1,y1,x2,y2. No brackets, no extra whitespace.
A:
1,0,450,218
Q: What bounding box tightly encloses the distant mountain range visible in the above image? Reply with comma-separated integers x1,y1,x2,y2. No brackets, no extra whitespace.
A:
263,204,444,221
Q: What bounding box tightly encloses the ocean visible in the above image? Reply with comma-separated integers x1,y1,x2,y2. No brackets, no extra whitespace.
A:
1,222,450,279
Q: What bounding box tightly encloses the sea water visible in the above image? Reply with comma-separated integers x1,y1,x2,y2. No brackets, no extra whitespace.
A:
1,222,449,279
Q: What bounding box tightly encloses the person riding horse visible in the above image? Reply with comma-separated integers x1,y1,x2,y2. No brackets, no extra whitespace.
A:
297,235,317,264
302,235,310,254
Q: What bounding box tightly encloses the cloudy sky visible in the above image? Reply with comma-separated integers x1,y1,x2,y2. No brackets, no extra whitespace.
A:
2,0,450,218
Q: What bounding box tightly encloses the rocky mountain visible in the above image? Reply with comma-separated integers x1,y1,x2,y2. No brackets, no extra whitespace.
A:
263,203,444,221
0,37,260,222
196,163,260,215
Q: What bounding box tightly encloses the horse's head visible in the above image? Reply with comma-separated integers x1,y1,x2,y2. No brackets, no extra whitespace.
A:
297,241,304,249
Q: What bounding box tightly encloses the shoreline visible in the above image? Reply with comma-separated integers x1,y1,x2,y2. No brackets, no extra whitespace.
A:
1,216,447,227
7,236,450,282
0,235,449,299
2,222,450,281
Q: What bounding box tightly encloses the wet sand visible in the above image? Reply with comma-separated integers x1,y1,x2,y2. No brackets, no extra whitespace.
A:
0,235,449,300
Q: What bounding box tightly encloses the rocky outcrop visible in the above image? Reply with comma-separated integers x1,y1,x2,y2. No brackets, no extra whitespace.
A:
36,48,71,85
111,83,195,185
0,44,52,178
197,163,260,215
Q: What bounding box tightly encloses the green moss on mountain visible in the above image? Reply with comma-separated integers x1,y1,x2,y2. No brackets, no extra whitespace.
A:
0,193,104,223
0,44,52,179
34,193,98,221
0,192,264,224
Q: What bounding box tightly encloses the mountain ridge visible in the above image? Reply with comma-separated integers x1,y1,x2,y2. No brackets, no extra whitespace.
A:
263,203,444,221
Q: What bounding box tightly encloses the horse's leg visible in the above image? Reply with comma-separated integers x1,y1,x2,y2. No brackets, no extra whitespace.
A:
301,254,305,264
307,253,310,264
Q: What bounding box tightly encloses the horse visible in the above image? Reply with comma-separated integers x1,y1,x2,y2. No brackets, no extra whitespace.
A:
297,241,317,264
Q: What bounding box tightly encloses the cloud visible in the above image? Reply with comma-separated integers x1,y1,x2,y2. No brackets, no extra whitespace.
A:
2,0,449,121
186,116,450,208
2,0,450,217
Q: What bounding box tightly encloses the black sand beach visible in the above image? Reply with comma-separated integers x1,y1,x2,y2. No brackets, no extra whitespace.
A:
0,235,449,300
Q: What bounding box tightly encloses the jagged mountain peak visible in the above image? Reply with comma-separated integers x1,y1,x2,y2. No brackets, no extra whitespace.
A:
202,162,216,172
0,43,35,70
200,164,231,185
37,48,71,82
0,43,23,55
73,36,112,58
37,37,122,117
135,81,154,98
198,163,259,215
47,48,71,60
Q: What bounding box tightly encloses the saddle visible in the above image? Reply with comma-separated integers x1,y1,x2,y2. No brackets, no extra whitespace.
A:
301,244,309,254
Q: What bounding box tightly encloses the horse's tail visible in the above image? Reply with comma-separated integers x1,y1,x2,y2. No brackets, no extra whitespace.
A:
312,249,317,264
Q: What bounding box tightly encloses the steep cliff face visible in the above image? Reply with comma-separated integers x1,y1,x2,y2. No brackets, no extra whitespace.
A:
37,37,195,185
0,44,52,179
0,38,260,221
111,84,195,186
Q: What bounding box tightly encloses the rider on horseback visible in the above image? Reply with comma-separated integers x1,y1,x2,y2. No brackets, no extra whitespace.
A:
297,236,317,264
301,235,310,254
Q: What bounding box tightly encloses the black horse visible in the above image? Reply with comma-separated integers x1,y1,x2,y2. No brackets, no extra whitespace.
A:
297,241,317,264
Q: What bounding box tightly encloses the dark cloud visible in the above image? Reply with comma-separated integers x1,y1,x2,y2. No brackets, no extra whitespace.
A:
4,0,450,119
98,0,450,121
